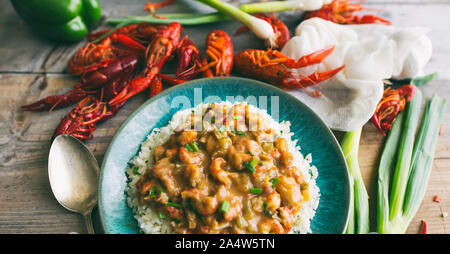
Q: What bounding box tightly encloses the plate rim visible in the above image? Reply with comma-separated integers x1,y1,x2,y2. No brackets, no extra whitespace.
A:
98,76,351,234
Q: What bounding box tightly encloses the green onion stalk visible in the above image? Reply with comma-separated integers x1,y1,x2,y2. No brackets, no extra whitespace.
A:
194,0,279,47
106,0,331,47
240,0,331,13
108,0,329,26
108,12,228,26
377,90,446,233
340,128,370,234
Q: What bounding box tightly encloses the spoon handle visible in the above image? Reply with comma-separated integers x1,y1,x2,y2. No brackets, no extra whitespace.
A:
83,212,95,234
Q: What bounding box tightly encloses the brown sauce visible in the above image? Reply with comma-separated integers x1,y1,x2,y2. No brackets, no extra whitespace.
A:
135,103,309,234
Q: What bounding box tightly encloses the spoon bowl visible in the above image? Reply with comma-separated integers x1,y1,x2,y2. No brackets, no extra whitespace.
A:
48,135,99,234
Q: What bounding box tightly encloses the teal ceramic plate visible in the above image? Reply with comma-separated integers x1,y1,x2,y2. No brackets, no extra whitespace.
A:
98,77,350,234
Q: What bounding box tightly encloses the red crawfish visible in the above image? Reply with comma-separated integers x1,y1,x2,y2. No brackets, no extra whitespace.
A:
304,0,391,25
234,46,345,97
154,36,201,85
174,36,202,80
371,84,416,136
22,55,139,111
197,30,234,77
109,22,182,105
158,30,233,85
53,70,135,140
67,41,116,76
67,39,142,77
54,96,107,140
235,14,290,49
94,74,133,123
67,22,165,77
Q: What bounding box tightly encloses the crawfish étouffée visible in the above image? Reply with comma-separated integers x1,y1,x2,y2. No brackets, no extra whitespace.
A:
135,103,309,234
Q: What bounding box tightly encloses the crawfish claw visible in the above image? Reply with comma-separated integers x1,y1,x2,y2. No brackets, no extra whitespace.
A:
286,45,336,69
286,64,345,88
109,74,155,105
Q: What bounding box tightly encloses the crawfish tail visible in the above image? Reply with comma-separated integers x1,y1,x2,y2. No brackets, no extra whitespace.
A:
80,55,139,91
197,30,233,77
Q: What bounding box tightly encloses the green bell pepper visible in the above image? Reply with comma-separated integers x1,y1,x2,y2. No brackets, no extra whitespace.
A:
10,0,102,42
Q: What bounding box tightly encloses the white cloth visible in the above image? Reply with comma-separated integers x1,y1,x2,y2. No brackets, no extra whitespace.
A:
281,18,432,131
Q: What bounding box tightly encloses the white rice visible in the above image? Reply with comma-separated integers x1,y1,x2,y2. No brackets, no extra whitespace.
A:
125,102,320,234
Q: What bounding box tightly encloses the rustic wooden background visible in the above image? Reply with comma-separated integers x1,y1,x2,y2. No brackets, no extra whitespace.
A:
0,0,448,234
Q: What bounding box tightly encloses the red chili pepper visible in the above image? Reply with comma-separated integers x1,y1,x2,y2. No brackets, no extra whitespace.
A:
433,194,441,203
421,220,428,234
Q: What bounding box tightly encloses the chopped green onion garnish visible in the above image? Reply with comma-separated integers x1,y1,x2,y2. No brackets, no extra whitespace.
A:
167,202,183,208
248,151,254,156
191,142,199,152
243,161,256,173
233,116,239,120
249,187,262,195
211,116,216,123
185,143,194,152
149,188,161,197
236,131,246,135
263,202,273,217
133,167,139,175
249,158,258,168
220,200,229,213
270,177,280,188
260,161,266,166
219,125,226,133
158,211,167,219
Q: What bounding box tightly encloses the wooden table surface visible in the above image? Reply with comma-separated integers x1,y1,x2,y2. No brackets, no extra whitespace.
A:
0,0,449,234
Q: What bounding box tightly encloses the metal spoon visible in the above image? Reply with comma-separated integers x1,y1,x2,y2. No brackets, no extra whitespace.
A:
48,135,99,234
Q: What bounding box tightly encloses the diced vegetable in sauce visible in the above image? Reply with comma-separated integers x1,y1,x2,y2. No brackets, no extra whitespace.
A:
135,103,309,234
